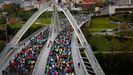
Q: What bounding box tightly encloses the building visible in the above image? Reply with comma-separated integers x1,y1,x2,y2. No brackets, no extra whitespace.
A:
97,0,133,15
79,0,97,9
109,0,132,5
19,0,39,10
72,0,82,3
109,5,133,14
0,3,3,9
108,0,133,14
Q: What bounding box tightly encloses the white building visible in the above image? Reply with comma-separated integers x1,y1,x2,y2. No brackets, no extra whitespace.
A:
109,5,133,14
108,0,133,14
20,0,39,10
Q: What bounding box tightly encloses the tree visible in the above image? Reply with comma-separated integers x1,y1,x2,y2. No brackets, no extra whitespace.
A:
118,23,128,29
0,16,7,24
0,40,5,52
15,4,21,17
127,13,133,23
2,3,17,15
114,15,123,22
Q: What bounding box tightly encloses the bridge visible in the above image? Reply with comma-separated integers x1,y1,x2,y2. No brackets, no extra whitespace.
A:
0,0,105,75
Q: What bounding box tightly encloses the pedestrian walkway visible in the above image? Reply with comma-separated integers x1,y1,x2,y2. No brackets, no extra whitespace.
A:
71,33,87,75
32,33,57,75
0,41,30,75
45,25,75,75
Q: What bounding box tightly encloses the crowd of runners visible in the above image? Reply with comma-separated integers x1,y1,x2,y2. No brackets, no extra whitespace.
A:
45,24,75,75
8,28,50,75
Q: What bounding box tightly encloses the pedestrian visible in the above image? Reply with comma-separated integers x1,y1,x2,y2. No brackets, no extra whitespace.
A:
24,43,25,46
2,70,5,75
50,40,52,44
78,62,80,68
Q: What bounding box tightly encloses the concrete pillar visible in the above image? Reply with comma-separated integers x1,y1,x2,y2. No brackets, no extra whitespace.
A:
129,0,132,4
52,0,61,33
109,5,115,14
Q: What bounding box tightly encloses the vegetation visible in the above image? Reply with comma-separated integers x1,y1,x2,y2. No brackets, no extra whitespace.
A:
116,30,133,37
110,13,133,23
83,17,117,32
0,9,51,48
96,53,133,75
82,26,133,74
90,17,117,29
127,13,133,23
21,19,49,40
81,14,133,75
0,16,7,24
6,17,51,41
87,34,133,51
83,30,133,74
17,11,33,21
96,0,109,7
2,3,17,15
0,40,5,52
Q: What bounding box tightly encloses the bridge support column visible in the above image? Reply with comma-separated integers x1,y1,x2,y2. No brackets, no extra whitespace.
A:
52,0,61,33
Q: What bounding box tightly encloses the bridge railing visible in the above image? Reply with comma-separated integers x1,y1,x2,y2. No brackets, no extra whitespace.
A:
59,7,105,75
0,5,51,63
71,33,89,75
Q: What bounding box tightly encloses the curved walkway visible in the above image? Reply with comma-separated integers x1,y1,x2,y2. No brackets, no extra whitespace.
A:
71,33,88,75
0,26,49,75
32,33,57,75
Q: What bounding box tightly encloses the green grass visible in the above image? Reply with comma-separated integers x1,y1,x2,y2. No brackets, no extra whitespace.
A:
83,29,105,33
89,35,110,51
0,25,5,30
116,30,133,37
8,17,51,30
83,17,117,32
31,18,51,29
90,17,117,29
88,34,133,51
34,18,51,25
83,17,133,51
10,21,23,28
20,18,51,40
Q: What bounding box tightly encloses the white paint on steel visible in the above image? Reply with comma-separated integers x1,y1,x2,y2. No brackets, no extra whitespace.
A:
9,4,51,46
59,7,105,75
